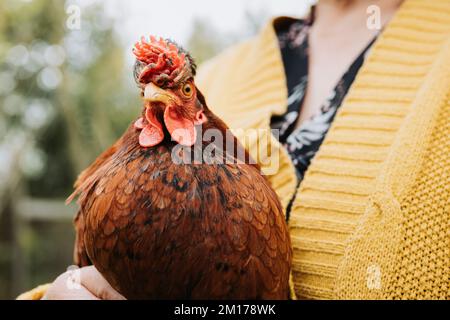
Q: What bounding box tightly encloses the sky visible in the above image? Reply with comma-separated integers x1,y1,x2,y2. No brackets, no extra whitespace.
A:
97,0,315,63
105,0,313,42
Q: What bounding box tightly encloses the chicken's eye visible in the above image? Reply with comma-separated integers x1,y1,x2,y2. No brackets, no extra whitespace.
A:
181,83,194,98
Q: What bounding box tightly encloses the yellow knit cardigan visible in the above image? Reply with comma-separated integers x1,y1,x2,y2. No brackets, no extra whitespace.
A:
18,0,449,300
196,0,450,300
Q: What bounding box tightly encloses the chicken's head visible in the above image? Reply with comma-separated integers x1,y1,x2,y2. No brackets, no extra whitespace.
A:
132,36,207,147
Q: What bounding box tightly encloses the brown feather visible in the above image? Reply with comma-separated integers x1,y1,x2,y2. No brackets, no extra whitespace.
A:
69,100,291,299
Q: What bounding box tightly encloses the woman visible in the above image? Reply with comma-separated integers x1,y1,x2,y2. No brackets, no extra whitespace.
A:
20,0,450,299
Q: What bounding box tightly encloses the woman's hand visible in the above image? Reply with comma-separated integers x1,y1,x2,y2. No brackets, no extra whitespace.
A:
43,265,125,300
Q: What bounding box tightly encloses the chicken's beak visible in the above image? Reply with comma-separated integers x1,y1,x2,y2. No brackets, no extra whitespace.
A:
144,82,174,106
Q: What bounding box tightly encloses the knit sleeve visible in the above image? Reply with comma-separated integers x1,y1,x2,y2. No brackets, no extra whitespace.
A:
16,284,50,300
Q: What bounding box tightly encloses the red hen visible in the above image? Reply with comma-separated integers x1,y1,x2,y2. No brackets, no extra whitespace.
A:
68,36,292,299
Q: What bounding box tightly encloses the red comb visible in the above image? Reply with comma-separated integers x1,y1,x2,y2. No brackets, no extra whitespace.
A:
133,36,186,85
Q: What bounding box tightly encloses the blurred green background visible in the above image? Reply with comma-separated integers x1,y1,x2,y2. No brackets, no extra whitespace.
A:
0,0,310,299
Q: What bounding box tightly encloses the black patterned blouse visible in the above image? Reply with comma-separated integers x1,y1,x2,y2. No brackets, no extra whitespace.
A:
271,17,378,182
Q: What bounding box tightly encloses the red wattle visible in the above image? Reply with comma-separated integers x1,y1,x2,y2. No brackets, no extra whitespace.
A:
163,106,196,146
139,125,164,147
136,108,164,147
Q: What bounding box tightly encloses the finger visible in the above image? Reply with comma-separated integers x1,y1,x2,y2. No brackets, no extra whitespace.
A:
79,266,126,300
43,285,100,300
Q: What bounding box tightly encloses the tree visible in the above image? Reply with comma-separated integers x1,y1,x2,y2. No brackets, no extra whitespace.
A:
0,0,137,298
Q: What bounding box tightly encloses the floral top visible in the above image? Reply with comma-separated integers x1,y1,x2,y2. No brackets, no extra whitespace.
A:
271,17,378,182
